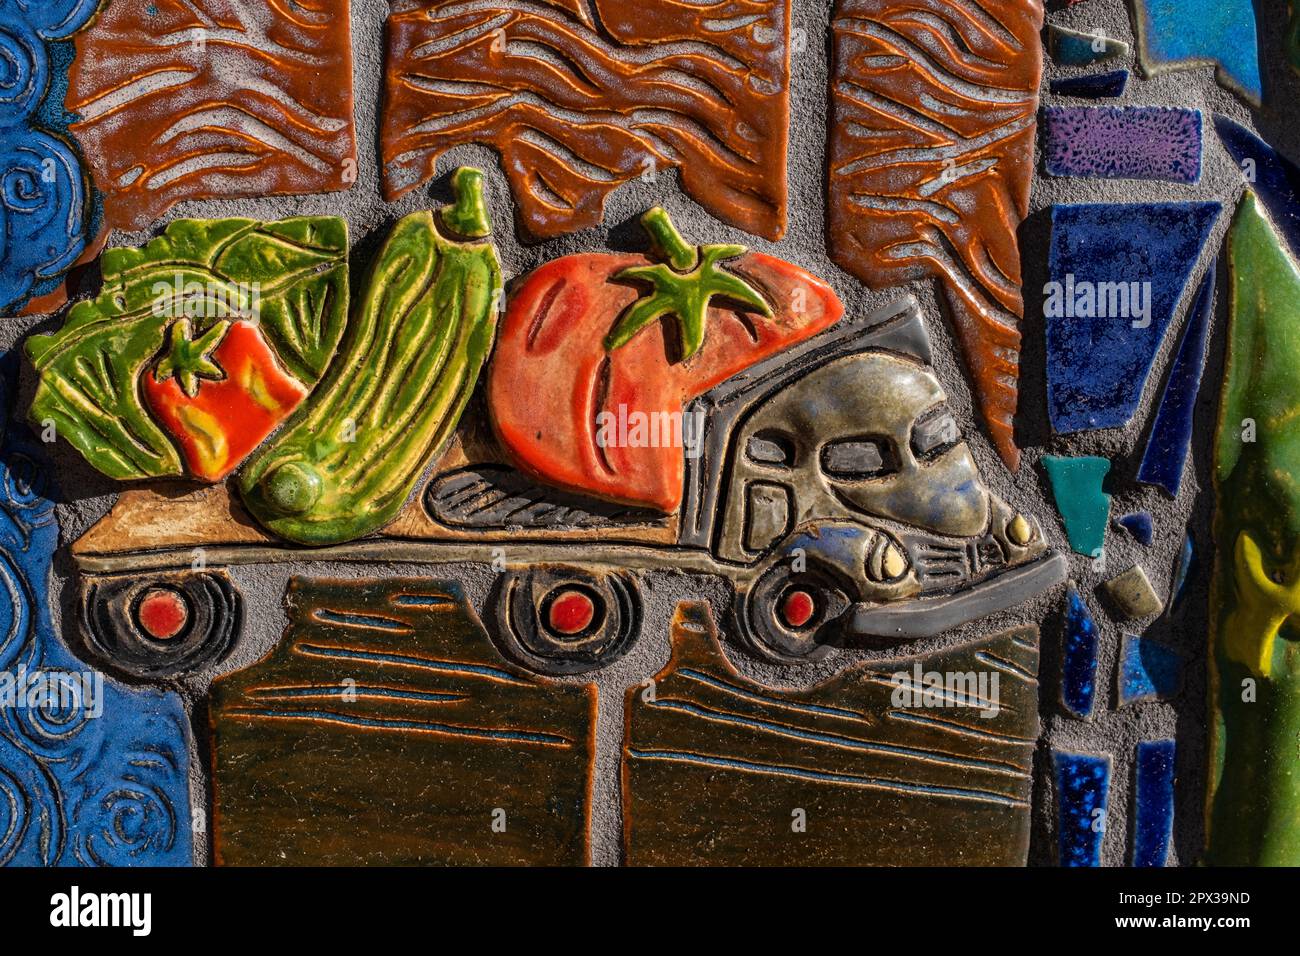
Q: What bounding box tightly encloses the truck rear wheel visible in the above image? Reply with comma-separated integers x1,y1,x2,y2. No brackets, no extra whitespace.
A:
734,561,849,664
81,569,241,679
492,566,642,675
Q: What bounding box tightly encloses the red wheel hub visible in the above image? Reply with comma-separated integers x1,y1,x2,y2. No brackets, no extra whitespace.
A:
547,589,596,635
137,588,189,640
780,590,816,629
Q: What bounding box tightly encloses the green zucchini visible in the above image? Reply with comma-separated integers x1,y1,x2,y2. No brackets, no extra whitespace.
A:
238,168,501,545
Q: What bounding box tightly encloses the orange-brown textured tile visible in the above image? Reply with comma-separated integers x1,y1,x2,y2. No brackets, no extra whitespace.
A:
67,0,357,232
381,0,791,240
827,0,1043,470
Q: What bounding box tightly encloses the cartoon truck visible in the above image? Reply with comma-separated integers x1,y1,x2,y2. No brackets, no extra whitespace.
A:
33,172,1066,678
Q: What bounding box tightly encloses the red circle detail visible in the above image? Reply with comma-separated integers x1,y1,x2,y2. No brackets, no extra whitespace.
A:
548,590,596,635
137,589,189,640
781,590,816,629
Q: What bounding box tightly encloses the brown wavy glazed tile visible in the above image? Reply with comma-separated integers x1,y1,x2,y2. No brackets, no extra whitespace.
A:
622,602,1040,865
67,0,357,232
827,0,1043,470
210,577,596,865
381,0,790,240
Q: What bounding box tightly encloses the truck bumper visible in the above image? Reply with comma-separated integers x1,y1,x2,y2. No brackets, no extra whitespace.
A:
845,553,1069,639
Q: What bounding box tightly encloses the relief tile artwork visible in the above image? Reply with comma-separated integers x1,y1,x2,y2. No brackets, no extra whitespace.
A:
210,577,595,865
67,0,358,232
624,603,1040,866
827,0,1043,470
4,0,1300,876
381,0,791,241
26,215,348,480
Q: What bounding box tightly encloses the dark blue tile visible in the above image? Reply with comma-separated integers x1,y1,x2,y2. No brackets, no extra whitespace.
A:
1138,265,1216,495
1119,635,1183,705
1050,70,1130,99
1214,117,1300,261
1132,739,1176,867
1170,530,1196,613
1046,202,1222,433
1055,751,1111,867
1115,512,1154,546
0,357,192,866
1062,586,1100,718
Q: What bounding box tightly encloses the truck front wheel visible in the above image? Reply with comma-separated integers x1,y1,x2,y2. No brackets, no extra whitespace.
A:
734,562,850,664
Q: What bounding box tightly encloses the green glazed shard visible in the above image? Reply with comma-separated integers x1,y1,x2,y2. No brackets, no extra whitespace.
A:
1208,190,1300,865
239,168,502,546
1043,455,1111,557
25,217,348,480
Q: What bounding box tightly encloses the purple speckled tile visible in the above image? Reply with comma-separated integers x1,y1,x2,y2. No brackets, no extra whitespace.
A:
1043,106,1203,184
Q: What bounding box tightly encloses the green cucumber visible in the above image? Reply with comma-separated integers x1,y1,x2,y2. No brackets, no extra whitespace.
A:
238,168,501,545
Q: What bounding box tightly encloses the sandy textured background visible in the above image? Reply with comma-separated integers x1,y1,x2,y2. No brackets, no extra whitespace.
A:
2,0,1297,866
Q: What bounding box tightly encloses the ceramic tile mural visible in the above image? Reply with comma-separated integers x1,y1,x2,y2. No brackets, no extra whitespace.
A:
0,0,1297,874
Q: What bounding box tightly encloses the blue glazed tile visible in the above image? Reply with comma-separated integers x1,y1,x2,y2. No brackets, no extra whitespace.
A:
1046,202,1222,433
1061,586,1100,718
1132,739,1176,867
1137,264,1216,496
1214,117,1300,261
1043,455,1111,557
1050,70,1130,99
1170,530,1195,613
1119,634,1183,705
1055,751,1111,867
1044,107,1202,184
1131,0,1262,106
1115,512,1154,546
0,0,100,314
1048,25,1130,67
0,357,192,866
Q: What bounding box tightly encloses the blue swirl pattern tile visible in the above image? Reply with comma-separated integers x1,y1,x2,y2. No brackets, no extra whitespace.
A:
0,357,192,866
1046,202,1221,433
0,0,99,314
1132,739,1176,867
1054,751,1111,867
